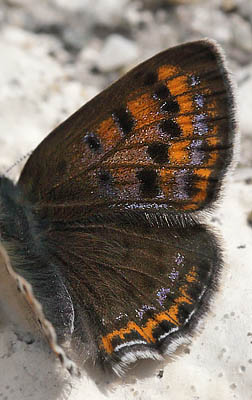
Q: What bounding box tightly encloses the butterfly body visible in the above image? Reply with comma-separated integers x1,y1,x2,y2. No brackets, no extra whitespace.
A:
0,39,236,375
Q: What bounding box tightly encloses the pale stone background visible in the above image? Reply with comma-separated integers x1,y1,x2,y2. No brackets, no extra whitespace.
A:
0,0,252,399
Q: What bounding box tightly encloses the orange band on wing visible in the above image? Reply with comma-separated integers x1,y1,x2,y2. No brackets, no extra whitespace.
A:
158,65,179,81
101,266,198,354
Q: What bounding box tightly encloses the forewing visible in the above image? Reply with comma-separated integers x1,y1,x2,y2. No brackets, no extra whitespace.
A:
19,40,235,218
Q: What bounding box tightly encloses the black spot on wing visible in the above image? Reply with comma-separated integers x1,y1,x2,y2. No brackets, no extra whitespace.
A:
147,143,169,164
151,83,180,114
112,107,134,136
159,119,182,138
84,132,101,152
137,169,159,198
160,99,180,114
153,84,171,100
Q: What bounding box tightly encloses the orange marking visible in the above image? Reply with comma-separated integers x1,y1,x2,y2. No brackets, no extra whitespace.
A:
204,135,220,167
101,311,179,354
207,102,218,119
101,273,196,354
101,311,176,354
169,78,194,115
159,168,173,198
176,115,194,137
183,203,199,211
183,169,212,210
127,93,161,131
176,286,193,305
207,151,218,167
209,122,218,134
195,168,212,179
207,136,219,147
159,168,174,180
167,76,194,138
165,305,179,325
158,65,179,81
137,67,196,140
168,76,189,97
186,266,197,283
97,117,121,148
192,180,208,204
168,140,191,165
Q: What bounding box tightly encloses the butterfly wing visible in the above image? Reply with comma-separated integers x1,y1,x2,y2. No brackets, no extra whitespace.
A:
44,213,221,374
19,39,235,218
7,40,235,374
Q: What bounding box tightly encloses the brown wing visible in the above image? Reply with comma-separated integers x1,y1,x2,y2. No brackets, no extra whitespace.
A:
38,213,222,374
19,39,235,221
12,40,236,374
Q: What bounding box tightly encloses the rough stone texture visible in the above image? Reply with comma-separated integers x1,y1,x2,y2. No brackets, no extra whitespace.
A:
0,0,252,399
96,34,139,72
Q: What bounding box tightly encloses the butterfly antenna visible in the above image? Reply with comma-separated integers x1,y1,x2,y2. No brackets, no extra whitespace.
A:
4,150,33,175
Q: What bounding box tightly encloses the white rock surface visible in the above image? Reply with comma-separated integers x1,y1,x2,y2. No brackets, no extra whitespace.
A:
231,14,252,53
239,67,252,136
96,34,139,72
55,0,130,24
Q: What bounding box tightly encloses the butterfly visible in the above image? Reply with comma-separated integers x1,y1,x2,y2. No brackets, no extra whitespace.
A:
0,39,236,376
